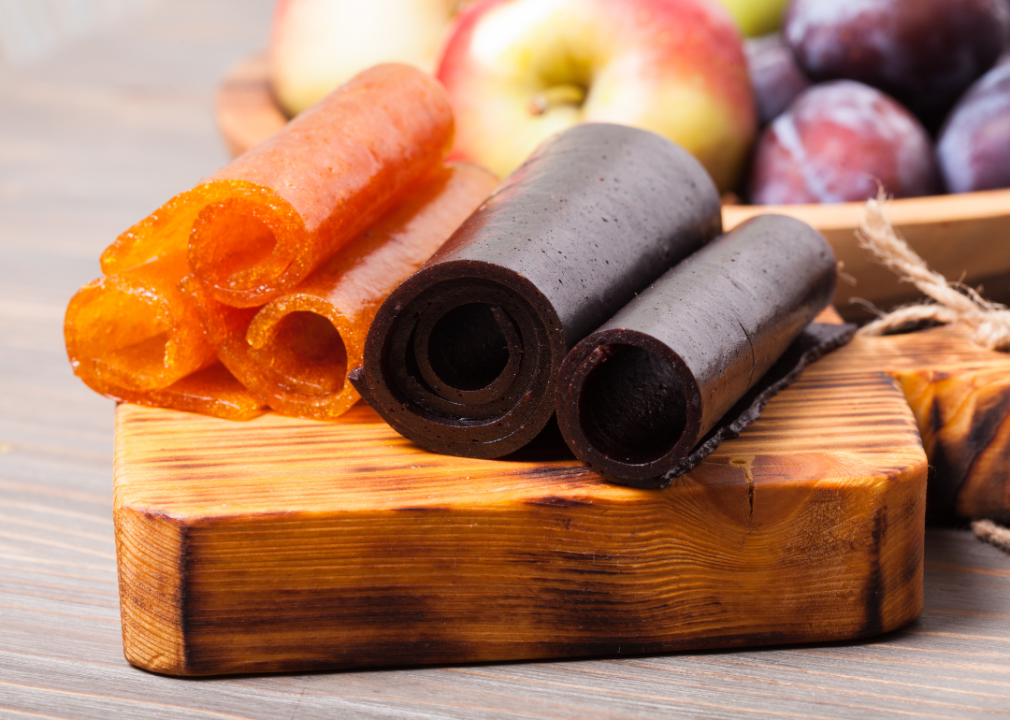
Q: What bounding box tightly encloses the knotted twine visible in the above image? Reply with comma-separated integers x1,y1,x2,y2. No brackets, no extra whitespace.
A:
854,189,1010,554
856,189,1010,350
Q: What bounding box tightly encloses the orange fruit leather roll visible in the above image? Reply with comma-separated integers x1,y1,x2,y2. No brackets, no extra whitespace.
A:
65,262,266,420
209,162,499,421
65,258,215,393
85,362,267,421
65,62,450,418
99,63,453,309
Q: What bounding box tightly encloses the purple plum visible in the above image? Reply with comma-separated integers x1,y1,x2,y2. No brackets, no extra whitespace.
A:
784,0,1010,127
937,60,1010,192
745,33,811,126
749,80,939,205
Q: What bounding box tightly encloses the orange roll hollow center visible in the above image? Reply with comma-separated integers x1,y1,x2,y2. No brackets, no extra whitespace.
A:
189,194,295,300
216,162,499,422
246,301,349,398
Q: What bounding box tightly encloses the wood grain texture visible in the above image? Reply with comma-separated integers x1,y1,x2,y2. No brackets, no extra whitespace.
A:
833,327,1010,524
724,195,1010,322
216,55,1010,323
4,0,1010,716
113,329,927,676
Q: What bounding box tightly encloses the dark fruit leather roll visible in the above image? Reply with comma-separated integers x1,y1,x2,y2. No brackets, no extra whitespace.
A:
555,214,843,488
349,123,722,458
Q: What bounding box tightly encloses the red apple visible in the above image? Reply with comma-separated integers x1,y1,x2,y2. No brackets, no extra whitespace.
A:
435,0,756,192
270,0,458,117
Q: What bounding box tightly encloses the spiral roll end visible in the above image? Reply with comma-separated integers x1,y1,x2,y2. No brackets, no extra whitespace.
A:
352,261,567,458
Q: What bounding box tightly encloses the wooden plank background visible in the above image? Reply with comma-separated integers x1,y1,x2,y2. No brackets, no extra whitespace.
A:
0,1,1008,716
0,0,157,66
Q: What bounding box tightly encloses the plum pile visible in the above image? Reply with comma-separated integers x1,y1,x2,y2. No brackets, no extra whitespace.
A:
937,61,1010,194
745,0,1010,204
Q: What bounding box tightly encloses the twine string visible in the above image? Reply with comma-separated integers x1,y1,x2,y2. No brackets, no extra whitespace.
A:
854,189,1010,351
972,519,1010,555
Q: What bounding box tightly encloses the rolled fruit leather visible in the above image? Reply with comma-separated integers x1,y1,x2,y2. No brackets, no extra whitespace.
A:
101,62,452,307
65,260,216,394
64,266,267,419
63,251,268,419
203,163,499,421
350,123,723,459
65,63,451,411
97,362,267,420
554,214,845,489
64,264,265,419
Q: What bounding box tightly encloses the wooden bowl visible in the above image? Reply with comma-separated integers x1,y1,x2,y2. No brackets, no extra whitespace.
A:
216,53,1010,321
215,53,288,158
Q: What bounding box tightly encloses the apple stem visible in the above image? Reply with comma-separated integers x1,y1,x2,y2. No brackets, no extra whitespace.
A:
528,84,586,116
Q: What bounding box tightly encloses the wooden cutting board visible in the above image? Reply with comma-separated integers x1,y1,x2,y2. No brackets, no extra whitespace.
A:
115,325,960,677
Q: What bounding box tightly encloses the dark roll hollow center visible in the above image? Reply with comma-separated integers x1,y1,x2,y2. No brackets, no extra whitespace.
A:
578,344,688,466
427,303,510,392
377,276,546,430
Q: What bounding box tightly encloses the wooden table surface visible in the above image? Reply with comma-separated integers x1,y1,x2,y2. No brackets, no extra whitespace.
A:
1,2,1009,717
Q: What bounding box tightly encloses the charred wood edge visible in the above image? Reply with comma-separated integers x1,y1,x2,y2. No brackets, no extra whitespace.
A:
853,194,1010,533
925,375,1010,525
655,321,858,487
972,519,1010,554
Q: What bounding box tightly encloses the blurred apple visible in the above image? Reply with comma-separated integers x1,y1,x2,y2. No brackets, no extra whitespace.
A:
715,0,790,37
436,0,756,192
270,0,460,117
